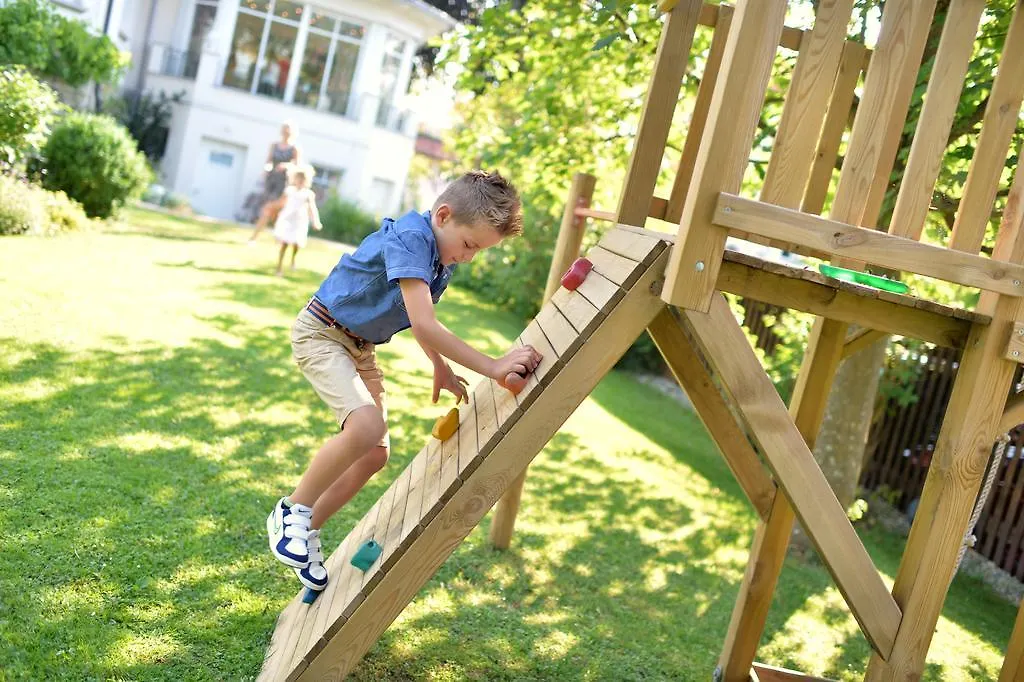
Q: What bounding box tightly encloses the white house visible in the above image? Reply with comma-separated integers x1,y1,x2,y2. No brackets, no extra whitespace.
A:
50,0,455,221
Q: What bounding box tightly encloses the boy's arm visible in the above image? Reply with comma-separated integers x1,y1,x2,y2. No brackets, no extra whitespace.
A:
400,279,537,380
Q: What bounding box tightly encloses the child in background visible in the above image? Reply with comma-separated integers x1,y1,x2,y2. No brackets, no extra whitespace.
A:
268,165,322,276
266,170,540,592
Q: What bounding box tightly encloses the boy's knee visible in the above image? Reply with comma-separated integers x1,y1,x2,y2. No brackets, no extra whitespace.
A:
345,405,387,444
365,445,389,473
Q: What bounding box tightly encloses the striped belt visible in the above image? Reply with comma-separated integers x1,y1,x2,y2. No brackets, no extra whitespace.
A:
305,298,368,348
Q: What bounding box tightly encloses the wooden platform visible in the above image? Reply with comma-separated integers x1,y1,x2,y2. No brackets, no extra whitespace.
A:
257,227,670,681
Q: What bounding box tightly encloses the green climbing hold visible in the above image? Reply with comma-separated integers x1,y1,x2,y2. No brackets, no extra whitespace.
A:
351,539,382,572
818,264,909,294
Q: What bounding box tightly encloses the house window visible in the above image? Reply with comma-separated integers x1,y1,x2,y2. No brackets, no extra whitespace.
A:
310,164,344,205
223,0,302,99
293,8,365,116
184,1,218,77
368,178,395,216
376,32,407,127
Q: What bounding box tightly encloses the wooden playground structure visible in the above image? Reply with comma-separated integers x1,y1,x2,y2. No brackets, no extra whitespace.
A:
258,0,1024,679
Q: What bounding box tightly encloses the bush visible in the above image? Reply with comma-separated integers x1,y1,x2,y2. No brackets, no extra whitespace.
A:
0,174,92,235
319,195,380,245
42,112,152,218
105,89,184,162
0,66,63,173
0,0,127,87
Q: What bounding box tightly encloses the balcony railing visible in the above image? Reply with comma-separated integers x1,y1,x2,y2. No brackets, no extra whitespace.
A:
148,44,202,80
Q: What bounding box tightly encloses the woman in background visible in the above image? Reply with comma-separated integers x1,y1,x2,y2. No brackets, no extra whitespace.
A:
248,121,302,244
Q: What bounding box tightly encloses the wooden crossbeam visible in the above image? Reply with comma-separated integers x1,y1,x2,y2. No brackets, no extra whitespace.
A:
714,193,1024,296
888,0,986,241
949,1,1024,254
683,294,901,658
647,307,776,520
751,662,837,682
999,392,1024,435
296,252,670,680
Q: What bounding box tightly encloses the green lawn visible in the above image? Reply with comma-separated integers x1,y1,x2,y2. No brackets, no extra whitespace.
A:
0,206,1015,681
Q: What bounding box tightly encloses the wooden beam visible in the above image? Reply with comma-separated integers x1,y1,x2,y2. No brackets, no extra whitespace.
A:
298,253,670,681
999,597,1024,682
751,662,837,682
888,0,986,241
685,295,901,658
999,392,1024,436
647,307,776,520
1005,321,1024,362
664,0,787,312
543,173,596,305
949,1,1024,254
842,328,890,361
714,193,1024,297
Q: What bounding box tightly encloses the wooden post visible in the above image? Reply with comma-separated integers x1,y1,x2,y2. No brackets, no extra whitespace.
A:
999,597,1024,682
489,172,596,549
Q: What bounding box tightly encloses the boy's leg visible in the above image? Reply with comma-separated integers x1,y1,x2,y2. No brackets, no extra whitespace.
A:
310,445,388,528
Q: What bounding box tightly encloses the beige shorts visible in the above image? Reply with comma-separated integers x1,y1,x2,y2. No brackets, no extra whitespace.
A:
290,310,389,448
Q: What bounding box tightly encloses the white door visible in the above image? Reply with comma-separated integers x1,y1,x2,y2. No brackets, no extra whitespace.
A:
191,138,247,220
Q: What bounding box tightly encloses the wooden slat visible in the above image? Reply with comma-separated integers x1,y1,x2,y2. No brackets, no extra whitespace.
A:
667,3,733,224
438,419,461,505
257,596,303,682
647,307,775,519
551,287,601,335
999,598,1024,682
535,303,580,358
418,439,444,527
587,245,643,287
455,398,478,478
378,465,412,572
714,193,1024,296
684,295,901,658
717,255,974,349
980,141,1024,315
492,378,519,430
296,251,669,682
398,450,428,565
574,268,621,314
599,226,666,264
519,320,561,387
337,499,385,621
304,519,363,660
615,0,703,226
888,0,987,240
760,0,856,211
663,0,788,311
472,378,501,469
949,2,1024,253
802,40,866,215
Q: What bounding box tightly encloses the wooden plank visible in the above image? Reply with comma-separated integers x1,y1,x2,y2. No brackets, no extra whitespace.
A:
296,251,669,681
598,226,666,264
999,393,1024,435
418,439,444,528
760,0,856,211
535,303,580,358
519,320,561,387
667,3,733,224
471,378,501,471
335,499,385,621
615,0,703,226
492,378,519,431
304,519,363,662
257,596,304,682
438,417,461,504
663,0,788,312
684,295,901,658
842,328,890,361
803,41,865,214
751,662,837,682
949,2,1024,254
716,257,974,350
888,0,986,240
587,245,643,288
999,598,1024,682
397,448,428,565
647,307,776,519
574,268,621,315
378,464,412,573
714,193,1024,296
551,287,601,336
980,142,1024,315
455,397,478,478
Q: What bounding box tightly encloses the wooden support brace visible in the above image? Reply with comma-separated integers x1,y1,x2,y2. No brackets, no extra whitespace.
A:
750,662,837,682
842,328,890,361
685,296,901,658
647,307,776,519
999,392,1024,436
1005,321,1024,363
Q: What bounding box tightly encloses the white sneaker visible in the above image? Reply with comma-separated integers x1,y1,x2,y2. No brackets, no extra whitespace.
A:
267,497,313,568
294,529,329,591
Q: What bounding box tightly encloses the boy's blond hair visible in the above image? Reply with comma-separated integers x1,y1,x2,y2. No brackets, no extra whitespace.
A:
433,170,522,237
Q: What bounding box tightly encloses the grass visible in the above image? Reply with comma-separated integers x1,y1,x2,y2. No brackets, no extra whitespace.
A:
0,206,1016,681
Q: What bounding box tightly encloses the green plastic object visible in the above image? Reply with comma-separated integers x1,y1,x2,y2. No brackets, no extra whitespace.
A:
351,539,382,572
818,264,909,294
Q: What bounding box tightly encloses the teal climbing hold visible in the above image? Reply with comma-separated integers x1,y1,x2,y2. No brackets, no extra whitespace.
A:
351,539,382,572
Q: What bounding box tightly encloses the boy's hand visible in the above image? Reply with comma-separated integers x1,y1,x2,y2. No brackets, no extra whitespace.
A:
433,360,470,404
491,346,541,382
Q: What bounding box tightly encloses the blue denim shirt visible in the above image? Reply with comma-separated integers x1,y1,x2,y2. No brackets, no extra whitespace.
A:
314,210,455,344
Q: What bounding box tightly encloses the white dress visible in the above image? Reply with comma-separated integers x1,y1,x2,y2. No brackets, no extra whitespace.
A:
272,187,315,247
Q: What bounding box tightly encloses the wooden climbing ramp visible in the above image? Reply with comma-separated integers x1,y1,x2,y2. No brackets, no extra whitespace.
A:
257,226,671,681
